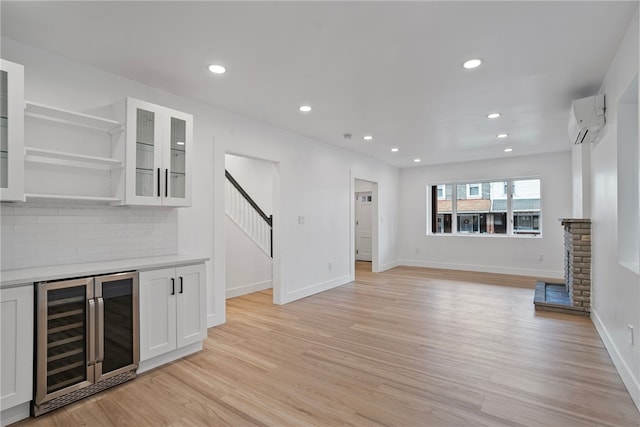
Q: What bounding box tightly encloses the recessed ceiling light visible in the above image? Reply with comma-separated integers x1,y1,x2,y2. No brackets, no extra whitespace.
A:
363,135,373,141
208,64,226,74
504,147,513,152
299,105,312,113
414,158,421,163
487,112,501,119
463,58,482,69
176,141,185,146
497,133,509,138
391,148,399,152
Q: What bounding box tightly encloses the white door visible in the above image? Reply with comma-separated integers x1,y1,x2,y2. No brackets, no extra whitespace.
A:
139,268,177,361
355,192,373,261
176,264,206,348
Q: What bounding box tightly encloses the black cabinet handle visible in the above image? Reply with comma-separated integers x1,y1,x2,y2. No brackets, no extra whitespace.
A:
179,277,183,294
170,278,175,295
165,169,168,197
157,168,161,197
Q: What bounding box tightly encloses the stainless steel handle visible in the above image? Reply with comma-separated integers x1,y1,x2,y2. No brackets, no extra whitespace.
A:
171,278,175,295
88,299,96,365
97,297,104,363
179,277,183,294
165,168,168,198
157,167,161,197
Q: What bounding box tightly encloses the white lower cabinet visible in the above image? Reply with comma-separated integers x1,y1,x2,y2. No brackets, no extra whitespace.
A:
139,264,206,363
0,285,33,426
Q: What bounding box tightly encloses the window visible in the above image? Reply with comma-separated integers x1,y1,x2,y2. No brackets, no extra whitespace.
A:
466,183,481,199
429,178,541,237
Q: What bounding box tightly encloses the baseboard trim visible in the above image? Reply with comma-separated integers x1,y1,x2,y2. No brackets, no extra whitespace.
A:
207,312,225,328
378,260,401,272
138,342,203,374
281,274,352,304
397,259,562,279
1,402,30,427
591,308,640,411
226,280,272,299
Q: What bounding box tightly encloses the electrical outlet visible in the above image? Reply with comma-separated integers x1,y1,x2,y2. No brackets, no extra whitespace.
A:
539,254,544,262
415,248,420,254
628,325,634,345
328,262,332,271
298,216,305,225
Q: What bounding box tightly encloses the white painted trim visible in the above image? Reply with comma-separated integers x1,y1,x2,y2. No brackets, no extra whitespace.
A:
0,402,30,427
226,280,272,299
397,259,562,279
137,342,203,374
378,260,401,272
281,274,352,305
207,312,224,329
592,308,640,411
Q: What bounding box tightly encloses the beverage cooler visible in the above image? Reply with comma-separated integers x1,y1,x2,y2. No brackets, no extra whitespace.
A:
33,272,139,416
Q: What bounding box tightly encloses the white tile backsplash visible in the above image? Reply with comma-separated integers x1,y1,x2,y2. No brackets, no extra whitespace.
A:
0,202,178,270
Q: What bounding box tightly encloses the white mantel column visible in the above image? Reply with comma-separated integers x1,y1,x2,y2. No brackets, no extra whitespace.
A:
572,143,591,218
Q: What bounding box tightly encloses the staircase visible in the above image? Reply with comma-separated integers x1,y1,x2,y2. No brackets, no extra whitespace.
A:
225,170,273,258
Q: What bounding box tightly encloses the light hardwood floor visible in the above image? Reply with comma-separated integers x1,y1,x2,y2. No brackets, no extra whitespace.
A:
15,263,640,426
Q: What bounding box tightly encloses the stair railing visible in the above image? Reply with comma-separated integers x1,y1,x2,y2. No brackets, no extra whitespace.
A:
225,170,273,257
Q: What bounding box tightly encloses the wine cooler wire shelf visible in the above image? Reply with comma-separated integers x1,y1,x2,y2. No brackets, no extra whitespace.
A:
46,295,86,394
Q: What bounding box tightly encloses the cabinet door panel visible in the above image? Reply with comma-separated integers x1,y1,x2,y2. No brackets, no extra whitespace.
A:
162,108,192,207
176,264,206,348
0,285,33,410
125,98,163,206
139,268,176,361
0,59,24,202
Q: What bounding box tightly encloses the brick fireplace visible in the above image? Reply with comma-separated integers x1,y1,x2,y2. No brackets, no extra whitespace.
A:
534,218,591,316
562,218,592,312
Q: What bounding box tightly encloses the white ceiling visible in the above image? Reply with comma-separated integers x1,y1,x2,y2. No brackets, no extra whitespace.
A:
1,1,636,167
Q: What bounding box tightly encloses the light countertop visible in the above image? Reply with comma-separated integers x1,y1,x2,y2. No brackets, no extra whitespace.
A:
0,254,209,288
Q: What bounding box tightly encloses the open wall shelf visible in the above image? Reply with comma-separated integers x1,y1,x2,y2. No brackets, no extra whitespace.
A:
25,101,123,134
25,193,121,203
24,147,123,170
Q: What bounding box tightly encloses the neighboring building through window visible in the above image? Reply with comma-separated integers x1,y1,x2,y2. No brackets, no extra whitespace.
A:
430,178,541,236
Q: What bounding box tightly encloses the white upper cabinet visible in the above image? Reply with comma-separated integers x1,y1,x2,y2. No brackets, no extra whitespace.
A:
0,59,24,202
125,98,192,207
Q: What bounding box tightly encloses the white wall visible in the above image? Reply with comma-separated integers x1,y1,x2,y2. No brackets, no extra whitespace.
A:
0,203,177,270
588,8,640,409
398,151,572,278
1,38,400,327
355,179,374,192
225,216,272,298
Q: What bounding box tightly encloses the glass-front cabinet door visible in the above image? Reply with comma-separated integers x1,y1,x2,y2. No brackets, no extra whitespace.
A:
163,109,192,206
126,98,163,206
125,98,192,206
0,59,24,202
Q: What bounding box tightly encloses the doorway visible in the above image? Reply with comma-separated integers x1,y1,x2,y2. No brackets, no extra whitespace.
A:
224,153,279,302
353,178,377,274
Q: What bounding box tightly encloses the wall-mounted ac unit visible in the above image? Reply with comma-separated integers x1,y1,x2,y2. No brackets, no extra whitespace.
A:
568,94,605,144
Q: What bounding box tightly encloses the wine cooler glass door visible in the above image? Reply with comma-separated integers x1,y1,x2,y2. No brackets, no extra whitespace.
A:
36,277,94,406
94,272,139,381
